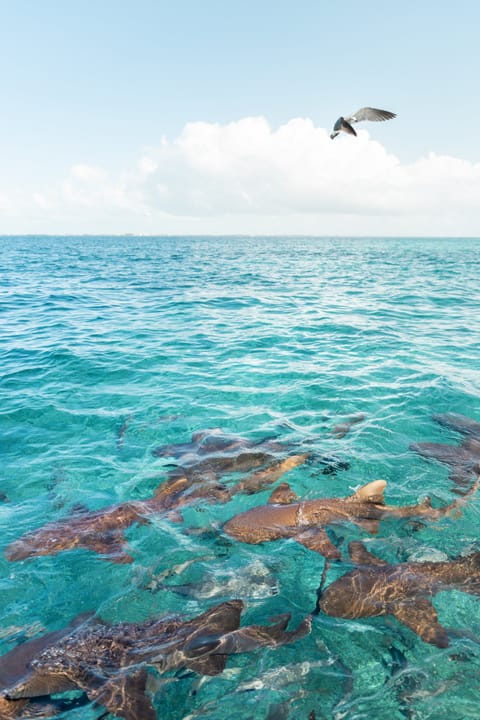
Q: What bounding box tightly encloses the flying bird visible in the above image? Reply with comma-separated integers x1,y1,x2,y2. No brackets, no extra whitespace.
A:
330,107,396,139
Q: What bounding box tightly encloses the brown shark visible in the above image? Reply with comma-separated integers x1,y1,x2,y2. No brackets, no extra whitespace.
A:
316,540,480,648
410,412,480,486
5,454,309,564
330,413,366,439
432,412,480,438
152,429,288,481
223,478,479,559
153,428,349,480
0,614,93,719
1,601,311,720
152,428,272,460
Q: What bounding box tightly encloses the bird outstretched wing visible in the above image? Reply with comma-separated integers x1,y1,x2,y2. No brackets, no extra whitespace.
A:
345,107,396,124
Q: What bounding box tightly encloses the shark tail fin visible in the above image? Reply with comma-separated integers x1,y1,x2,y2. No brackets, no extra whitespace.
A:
348,480,387,505
184,615,312,674
216,613,312,655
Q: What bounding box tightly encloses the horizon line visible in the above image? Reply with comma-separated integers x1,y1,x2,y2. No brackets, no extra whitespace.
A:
1,234,479,240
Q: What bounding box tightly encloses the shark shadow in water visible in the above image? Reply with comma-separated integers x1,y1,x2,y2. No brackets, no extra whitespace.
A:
410,412,480,487
223,478,479,559
316,539,480,648
0,601,311,720
4,455,310,564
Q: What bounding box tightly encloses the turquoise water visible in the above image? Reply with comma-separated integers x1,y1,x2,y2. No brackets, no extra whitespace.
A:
1,235,480,719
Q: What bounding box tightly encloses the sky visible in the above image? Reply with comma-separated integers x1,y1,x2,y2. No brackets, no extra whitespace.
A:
1,0,480,236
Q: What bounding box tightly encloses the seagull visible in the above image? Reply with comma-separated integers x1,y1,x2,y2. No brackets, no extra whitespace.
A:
330,107,396,139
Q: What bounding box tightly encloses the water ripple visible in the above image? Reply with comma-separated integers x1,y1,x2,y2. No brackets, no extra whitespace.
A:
1,236,480,718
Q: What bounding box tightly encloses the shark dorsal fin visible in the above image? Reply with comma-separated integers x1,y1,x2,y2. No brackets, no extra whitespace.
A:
348,480,387,505
268,483,298,505
348,541,388,566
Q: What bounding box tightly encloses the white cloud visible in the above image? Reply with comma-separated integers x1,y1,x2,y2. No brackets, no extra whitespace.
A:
70,164,108,182
138,157,158,174
4,116,480,234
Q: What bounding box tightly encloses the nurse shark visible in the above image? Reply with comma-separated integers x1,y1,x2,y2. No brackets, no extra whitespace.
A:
224,477,479,559
410,412,480,487
0,615,92,720
153,428,349,480
316,539,480,647
0,601,311,720
5,454,309,564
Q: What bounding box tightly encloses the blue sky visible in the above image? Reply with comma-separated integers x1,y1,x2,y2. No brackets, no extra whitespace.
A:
1,0,480,235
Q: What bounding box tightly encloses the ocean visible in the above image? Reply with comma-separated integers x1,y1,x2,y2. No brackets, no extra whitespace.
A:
1,235,480,719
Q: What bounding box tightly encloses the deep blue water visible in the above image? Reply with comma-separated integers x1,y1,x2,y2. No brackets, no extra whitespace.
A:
1,236,480,719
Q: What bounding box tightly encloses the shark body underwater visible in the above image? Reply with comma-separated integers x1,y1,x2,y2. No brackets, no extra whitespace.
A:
152,427,350,480
316,540,480,648
5,420,356,564
4,422,356,564
5,435,311,564
410,412,480,487
223,478,479,559
0,601,311,720
5,418,478,717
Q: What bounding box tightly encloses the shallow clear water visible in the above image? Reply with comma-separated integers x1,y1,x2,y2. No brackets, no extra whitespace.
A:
1,236,480,719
